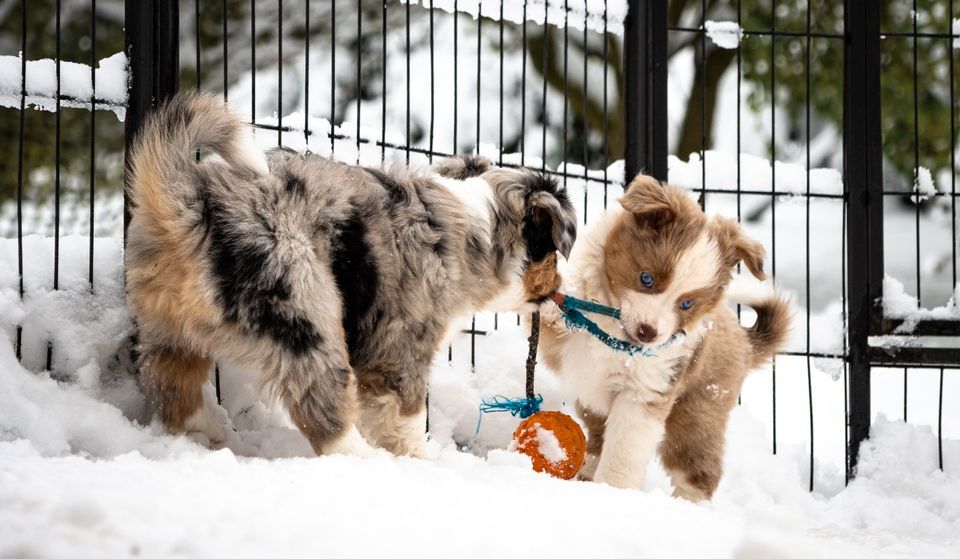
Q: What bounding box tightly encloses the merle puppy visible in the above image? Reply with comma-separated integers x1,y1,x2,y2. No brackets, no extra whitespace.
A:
125,92,576,458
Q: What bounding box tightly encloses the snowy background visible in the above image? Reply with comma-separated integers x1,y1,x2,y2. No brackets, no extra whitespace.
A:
1,0,960,557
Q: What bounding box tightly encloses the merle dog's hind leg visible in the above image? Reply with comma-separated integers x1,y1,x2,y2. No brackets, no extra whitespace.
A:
356,371,428,458
265,342,379,458
139,341,225,442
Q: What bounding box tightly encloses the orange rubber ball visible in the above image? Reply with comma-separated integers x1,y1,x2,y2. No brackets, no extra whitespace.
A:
512,411,586,480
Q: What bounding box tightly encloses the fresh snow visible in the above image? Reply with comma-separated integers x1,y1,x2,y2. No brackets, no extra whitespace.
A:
2,330,959,558
882,275,960,334
705,20,744,49
0,52,128,120
399,0,628,35
913,166,937,203
534,425,567,464
667,150,843,196
2,230,959,557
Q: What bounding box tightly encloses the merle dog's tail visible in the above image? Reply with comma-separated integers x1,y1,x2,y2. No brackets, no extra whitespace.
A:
126,91,268,239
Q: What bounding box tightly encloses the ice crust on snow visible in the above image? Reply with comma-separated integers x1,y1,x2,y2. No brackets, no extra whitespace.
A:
705,20,743,49
399,0,628,35
0,52,128,120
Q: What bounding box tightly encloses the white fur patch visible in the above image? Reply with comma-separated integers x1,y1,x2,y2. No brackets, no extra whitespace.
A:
235,129,270,176
357,393,428,458
322,424,381,458
483,265,533,313
183,406,227,443
435,176,495,229
726,274,776,307
592,397,666,489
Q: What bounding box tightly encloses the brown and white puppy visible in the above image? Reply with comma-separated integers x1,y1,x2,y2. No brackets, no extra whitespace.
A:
539,174,790,501
125,91,576,458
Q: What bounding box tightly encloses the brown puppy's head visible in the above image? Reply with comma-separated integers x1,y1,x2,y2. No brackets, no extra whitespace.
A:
482,168,577,310
603,174,765,345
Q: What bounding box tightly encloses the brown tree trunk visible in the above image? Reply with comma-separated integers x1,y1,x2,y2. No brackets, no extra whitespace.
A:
675,45,737,160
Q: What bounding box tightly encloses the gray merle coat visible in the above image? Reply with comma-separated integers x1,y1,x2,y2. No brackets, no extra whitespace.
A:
125,91,576,457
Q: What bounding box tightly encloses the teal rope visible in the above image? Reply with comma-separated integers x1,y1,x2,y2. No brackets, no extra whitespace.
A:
480,394,543,418
551,293,685,356
465,395,543,451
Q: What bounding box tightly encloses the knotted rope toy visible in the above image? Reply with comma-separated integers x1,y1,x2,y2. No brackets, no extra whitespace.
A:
468,293,684,479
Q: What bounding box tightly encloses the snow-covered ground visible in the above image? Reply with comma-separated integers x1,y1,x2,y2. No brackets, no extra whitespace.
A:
2,2,959,556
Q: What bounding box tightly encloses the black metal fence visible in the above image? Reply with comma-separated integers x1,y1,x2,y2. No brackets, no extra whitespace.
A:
3,0,958,489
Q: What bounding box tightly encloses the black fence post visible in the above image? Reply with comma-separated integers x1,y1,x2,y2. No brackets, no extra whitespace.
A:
124,0,179,232
624,0,668,183
844,0,883,480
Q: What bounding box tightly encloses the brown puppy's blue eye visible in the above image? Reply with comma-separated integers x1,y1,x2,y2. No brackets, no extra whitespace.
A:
680,299,694,310
640,272,654,287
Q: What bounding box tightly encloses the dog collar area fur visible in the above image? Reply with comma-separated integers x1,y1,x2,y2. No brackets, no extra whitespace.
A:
548,292,686,357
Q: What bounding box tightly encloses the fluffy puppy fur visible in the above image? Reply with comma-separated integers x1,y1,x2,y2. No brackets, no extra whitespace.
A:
539,174,790,501
125,91,576,458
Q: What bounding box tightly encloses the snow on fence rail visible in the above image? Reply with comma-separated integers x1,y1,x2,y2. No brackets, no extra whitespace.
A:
0,52,128,120
400,0,628,35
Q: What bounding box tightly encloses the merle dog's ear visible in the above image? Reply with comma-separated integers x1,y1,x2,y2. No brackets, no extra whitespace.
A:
527,190,577,259
620,174,676,229
713,217,767,280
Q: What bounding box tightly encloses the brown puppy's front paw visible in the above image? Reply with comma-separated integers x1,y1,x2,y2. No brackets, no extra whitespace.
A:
576,453,599,482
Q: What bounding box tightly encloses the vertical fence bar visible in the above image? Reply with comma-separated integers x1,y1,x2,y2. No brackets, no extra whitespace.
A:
602,0,608,207
123,0,153,231
356,0,361,164
15,0,26,360
277,0,283,146
89,0,97,287
50,0,61,371
844,0,883,479
624,0,667,182
124,0,179,214
381,0,387,161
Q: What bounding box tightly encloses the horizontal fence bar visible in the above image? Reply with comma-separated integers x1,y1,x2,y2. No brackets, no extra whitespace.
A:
880,319,960,337
668,25,844,40
2,93,126,113
879,30,960,40
869,346,960,368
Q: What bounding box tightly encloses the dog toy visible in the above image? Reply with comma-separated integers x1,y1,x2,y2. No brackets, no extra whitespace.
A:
469,312,587,480
469,294,680,478
548,292,686,355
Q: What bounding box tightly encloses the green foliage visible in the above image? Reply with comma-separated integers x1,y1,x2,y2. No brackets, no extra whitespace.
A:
737,0,959,184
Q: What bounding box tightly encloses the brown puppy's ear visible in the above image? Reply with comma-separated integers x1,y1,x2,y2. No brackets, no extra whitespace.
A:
713,217,767,280
619,174,675,229
527,190,577,259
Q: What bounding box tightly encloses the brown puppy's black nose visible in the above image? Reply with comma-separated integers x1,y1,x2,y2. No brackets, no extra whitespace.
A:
634,323,658,343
